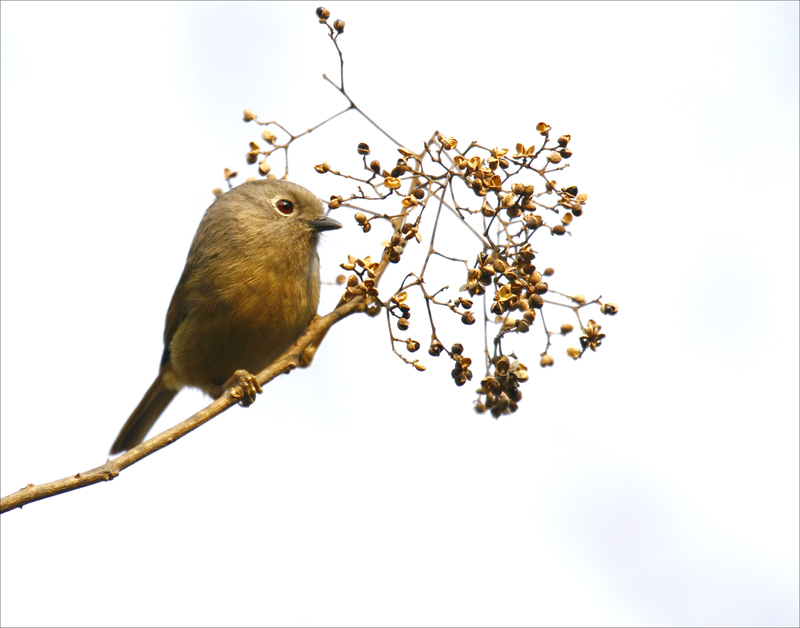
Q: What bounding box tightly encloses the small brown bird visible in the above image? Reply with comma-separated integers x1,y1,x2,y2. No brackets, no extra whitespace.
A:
110,180,341,454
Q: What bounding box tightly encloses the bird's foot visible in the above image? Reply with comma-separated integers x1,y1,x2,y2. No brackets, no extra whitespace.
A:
230,369,262,406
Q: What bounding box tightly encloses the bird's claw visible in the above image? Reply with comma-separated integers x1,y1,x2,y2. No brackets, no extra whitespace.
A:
231,369,262,406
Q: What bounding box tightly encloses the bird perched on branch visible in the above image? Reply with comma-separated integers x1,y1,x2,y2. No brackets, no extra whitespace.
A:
111,179,341,454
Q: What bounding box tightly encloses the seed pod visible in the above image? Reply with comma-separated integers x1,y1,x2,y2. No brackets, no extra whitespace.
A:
365,299,381,317
495,355,510,376
601,303,619,315
428,341,444,357
333,19,345,33
525,214,543,230
316,7,330,20
518,244,535,261
397,317,409,330
357,142,370,155
481,376,501,394
466,268,481,286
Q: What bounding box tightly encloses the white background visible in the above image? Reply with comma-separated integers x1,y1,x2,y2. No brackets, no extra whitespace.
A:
1,2,797,626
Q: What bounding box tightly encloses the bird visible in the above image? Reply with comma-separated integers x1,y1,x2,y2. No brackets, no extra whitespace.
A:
110,179,341,454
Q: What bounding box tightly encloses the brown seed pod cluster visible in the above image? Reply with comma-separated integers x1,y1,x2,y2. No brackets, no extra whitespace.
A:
449,343,473,387
220,7,619,420
474,356,529,418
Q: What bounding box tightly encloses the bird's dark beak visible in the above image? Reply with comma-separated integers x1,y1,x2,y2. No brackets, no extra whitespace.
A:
309,216,343,232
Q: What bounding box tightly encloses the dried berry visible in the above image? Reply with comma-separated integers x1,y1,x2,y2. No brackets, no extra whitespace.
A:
601,303,619,315
428,341,444,357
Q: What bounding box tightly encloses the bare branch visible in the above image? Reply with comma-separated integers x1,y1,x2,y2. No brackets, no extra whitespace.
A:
1,293,368,514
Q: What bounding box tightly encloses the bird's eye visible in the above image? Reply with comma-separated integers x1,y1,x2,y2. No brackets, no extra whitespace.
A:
276,199,294,215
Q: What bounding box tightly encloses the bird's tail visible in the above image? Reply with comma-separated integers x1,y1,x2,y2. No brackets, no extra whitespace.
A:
110,373,178,455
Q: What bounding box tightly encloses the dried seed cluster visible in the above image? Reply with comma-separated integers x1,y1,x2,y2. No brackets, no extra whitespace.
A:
219,7,618,420
474,356,529,418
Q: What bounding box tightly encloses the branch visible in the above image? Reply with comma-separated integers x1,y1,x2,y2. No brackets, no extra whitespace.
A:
0,293,368,514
